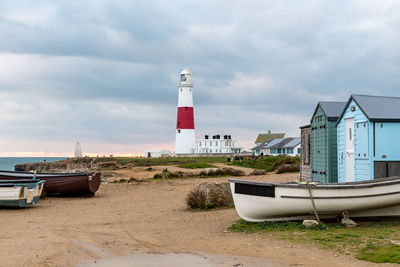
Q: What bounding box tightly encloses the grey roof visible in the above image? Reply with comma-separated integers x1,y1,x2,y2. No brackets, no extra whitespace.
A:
311,101,346,122
282,137,301,148
337,94,400,124
251,137,300,150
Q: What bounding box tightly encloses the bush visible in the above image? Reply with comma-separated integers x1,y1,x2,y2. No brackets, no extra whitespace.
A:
153,170,184,179
250,170,266,175
199,167,245,177
186,182,233,210
275,164,300,174
186,186,208,209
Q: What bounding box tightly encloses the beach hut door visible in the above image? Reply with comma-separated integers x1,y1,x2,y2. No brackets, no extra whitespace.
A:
346,118,355,181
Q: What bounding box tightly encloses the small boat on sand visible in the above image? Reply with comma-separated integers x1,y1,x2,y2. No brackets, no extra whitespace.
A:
229,177,400,222
0,179,45,208
0,171,101,196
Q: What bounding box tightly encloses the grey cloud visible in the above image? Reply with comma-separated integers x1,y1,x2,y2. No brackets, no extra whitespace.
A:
1,1,400,153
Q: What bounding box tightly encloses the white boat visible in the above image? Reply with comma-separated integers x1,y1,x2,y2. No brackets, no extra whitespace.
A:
0,179,45,208
229,177,400,222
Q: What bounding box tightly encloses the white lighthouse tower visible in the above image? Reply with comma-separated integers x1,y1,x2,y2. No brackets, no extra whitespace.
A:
175,69,195,154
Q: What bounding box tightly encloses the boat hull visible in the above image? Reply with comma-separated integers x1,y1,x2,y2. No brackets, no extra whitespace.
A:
0,180,45,208
0,171,101,196
230,177,400,222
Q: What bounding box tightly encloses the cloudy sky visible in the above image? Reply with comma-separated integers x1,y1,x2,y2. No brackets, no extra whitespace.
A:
1,0,400,156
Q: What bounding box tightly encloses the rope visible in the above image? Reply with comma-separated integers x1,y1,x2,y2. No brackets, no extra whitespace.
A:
307,182,320,222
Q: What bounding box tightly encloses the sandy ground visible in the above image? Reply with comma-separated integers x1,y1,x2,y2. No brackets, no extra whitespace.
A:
0,165,379,266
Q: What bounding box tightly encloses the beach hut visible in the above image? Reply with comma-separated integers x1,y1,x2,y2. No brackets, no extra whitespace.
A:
337,94,400,183
310,101,346,183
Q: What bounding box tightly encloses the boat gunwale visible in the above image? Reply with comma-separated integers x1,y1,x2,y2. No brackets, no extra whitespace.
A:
0,170,96,177
229,176,400,189
0,179,45,186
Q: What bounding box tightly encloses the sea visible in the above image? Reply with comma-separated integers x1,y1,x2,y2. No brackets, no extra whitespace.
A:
0,157,68,171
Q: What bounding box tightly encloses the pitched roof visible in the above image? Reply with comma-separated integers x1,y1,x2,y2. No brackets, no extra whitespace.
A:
337,94,400,124
251,137,300,150
255,133,286,144
311,101,346,122
282,137,301,148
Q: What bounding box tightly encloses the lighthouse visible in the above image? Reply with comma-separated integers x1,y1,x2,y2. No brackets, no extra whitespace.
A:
175,69,195,154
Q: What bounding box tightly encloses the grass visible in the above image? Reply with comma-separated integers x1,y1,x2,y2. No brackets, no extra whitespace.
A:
229,156,300,172
177,163,217,169
229,219,400,263
90,156,227,167
229,220,327,233
357,244,400,263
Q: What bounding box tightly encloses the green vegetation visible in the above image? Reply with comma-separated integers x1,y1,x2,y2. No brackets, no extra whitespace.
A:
91,156,227,167
111,177,142,183
229,220,327,233
153,169,184,179
177,163,217,169
357,244,400,263
229,219,400,263
229,156,300,172
199,167,245,177
153,167,245,180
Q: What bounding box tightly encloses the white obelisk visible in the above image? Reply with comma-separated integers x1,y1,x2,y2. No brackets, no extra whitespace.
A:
75,142,82,158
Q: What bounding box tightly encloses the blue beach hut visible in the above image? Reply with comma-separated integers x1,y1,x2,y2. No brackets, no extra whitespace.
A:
310,101,346,183
336,94,400,183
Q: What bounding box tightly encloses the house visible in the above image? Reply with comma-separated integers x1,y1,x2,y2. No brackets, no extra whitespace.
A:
254,130,286,145
300,125,311,182
310,101,346,183
194,134,242,154
251,137,301,156
144,150,171,158
336,94,400,183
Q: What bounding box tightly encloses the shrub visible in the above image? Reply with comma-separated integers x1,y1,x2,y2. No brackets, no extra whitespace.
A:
186,182,233,210
275,164,300,174
186,186,208,209
250,170,266,175
153,170,184,179
199,167,245,177
153,173,163,179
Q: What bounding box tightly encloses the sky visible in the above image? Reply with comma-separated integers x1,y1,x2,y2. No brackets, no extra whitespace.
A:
1,0,400,156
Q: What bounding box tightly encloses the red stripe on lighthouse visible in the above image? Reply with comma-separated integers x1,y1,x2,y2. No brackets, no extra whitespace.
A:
176,107,194,129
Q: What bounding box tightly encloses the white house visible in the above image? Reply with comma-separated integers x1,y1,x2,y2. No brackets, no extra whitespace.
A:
194,135,242,154
144,150,171,158
251,137,301,157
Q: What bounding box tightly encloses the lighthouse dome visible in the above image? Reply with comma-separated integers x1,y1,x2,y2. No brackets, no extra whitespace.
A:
180,69,191,75
180,68,192,85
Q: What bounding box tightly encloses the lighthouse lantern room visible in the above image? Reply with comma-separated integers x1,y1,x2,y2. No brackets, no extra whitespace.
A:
175,69,195,154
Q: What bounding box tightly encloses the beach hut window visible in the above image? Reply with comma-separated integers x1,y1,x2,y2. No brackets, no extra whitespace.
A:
349,128,352,141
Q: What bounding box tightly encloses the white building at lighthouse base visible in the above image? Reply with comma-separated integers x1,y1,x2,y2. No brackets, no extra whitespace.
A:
194,134,242,154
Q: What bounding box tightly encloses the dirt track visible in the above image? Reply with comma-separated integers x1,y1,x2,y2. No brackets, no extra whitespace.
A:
0,167,373,266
